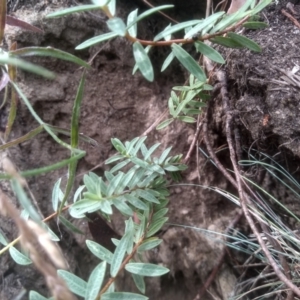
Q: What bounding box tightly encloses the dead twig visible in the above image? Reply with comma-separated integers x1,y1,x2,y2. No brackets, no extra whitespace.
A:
0,189,76,300
281,9,300,29
184,114,203,163
143,0,179,24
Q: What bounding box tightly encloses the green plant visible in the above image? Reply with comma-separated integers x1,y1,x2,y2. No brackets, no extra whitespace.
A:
47,0,270,130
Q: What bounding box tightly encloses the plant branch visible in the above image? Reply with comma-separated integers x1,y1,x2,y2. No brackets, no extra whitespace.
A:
0,204,70,255
97,237,145,298
125,16,250,47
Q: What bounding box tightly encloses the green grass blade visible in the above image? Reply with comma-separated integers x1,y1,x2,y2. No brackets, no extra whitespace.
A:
46,5,103,18
11,47,90,68
76,32,118,50
0,56,55,79
59,72,86,213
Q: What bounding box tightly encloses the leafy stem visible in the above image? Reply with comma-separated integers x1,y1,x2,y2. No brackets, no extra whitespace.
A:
97,236,145,298
125,16,250,47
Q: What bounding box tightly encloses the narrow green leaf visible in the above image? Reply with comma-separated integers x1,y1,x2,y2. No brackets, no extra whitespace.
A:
29,291,49,300
107,17,127,36
52,178,62,211
125,263,169,277
138,238,162,253
108,0,116,16
194,41,225,64
251,0,272,15
161,52,175,72
127,5,174,30
168,94,176,116
152,208,168,221
107,172,124,196
11,47,90,68
146,217,168,237
71,71,85,148
46,5,104,18
132,42,154,82
131,136,148,156
92,0,110,5
102,292,148,300
76,32,118,50
172,44,206,82
136,190,159,204
105,154,124,165
84,174,97,194
162,23,172,41
58,270,87,297
144,143,161,160
154,20,201,41
0,55,55,79
227,32,261,52
100,200,113,215
71,199,103,214
137,172,160,188
211,36,243,48
127,9,138,37
140,143,148,159
131,157,149,169
128,168,146,189
9,247,32,265
158,147,172,165
11,179,41,223
73,185,85,203
177,115,196,123
243,21,268,29
115,168,136,191
86,261,107,300
111,138,126,154
133,46,151,75
58,72,86,214
132,273,146,294
125,218,135,254
184,12,225,39
110,233,130,277
125,137,140,154
43,224,60,241
0,229,8,246
105,171,114,182
210,0,253,34
86,240,113,263
112,198,133,216
125,194,148,210
59,215,84,234
134,215,146,243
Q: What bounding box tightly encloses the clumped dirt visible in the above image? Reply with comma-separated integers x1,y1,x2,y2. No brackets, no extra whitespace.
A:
2,0,300,299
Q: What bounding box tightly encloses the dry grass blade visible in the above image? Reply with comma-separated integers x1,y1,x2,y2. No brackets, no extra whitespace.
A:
0,0,6,42
6,15,43,32
0,189,76,300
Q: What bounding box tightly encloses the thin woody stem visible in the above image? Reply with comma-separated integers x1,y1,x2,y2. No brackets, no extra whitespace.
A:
96,237,145,299
125,16,250,47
